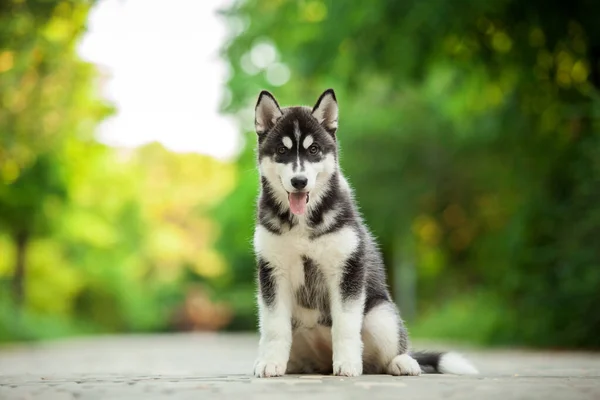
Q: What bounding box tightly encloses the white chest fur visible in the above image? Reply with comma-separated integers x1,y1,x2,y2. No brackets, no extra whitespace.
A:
254,222,359,289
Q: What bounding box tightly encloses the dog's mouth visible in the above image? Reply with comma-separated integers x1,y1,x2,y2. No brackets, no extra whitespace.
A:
288,192,310,216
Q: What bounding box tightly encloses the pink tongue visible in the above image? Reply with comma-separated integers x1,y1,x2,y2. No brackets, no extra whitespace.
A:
289,192,308,215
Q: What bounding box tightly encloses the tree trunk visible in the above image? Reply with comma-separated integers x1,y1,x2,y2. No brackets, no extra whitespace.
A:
12,231,29,307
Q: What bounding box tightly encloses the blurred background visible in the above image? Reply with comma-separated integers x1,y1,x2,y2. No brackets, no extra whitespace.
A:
1,0,599,350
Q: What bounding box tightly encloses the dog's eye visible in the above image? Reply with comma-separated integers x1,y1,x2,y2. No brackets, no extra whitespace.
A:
277,146,287,154
308,144,319,155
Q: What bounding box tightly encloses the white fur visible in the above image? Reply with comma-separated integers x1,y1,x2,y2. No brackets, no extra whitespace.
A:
362,302,401,370
387,354,422,376
303,135,314,149
254,148,360,378
254,274,293,377
254,225,359,282
306,153,337,199
438,353,480,375
253,222,361,377
293,307,321,327
330,294,364,376
312,207,340,236
294,121,301,169
258,157,290,207
259,153,336,204
282,136,293,149
294,120,301,142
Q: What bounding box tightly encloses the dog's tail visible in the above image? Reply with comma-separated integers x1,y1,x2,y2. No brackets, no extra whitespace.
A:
410,351,479,375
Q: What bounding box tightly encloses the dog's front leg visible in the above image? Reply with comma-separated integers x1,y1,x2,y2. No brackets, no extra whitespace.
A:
328,263,365,377
254,258,293,378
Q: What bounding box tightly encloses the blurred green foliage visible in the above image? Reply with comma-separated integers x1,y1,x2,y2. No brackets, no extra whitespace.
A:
0,0,236,342
216,0,600,348
2,0,599,349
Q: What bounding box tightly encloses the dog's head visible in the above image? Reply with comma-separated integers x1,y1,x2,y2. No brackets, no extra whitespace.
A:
255,89,339,216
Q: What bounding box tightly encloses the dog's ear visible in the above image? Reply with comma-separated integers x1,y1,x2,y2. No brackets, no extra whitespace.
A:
255,90,283,135
311,88,338,135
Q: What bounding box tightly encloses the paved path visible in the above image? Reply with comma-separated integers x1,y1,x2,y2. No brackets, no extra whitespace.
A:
0,333,599,399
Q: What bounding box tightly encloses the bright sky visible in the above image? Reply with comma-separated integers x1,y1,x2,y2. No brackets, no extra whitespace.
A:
77,0,241,161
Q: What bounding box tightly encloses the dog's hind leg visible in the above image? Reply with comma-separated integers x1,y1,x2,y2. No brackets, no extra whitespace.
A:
361,301,421,376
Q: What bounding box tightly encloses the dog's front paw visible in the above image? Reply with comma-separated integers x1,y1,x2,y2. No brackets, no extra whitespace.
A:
387,354,422,376
254,359,286,378
333,360,362,377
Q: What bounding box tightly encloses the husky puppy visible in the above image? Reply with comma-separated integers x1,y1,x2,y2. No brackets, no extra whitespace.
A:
252,89,478,377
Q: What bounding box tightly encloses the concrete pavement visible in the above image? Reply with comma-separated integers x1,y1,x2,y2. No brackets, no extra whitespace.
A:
0,333,599,399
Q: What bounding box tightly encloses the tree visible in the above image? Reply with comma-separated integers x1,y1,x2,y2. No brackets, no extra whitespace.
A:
0,0,111,306
217,0,600,346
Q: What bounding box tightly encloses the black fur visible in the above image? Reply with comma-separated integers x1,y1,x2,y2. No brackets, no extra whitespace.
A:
255,107,338,235
306,172,342,227
306,172,359,239
317,314,332,327
258,176,292,234
258,257,276,307
410,351,444,373
363,234,393,314
340,243,366,300
296,256,330,317
257,107,337,163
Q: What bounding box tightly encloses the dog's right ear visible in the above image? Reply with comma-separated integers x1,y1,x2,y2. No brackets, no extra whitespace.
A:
312,88,338,135
255,90,283,135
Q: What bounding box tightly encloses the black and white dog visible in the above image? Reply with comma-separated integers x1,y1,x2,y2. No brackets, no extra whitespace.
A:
252,89,478,378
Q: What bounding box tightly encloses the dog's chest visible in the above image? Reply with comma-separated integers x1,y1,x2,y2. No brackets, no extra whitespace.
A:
255,222,360,328
254,222,359,288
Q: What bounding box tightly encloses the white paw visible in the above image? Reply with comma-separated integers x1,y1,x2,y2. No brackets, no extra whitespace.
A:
333,360,363,377
387,354,422,376
254,359,286,378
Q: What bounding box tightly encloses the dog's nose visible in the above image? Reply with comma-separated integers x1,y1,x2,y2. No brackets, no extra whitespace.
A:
291,176,308,190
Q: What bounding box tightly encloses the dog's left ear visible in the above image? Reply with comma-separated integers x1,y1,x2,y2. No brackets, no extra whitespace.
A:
312,88,338,135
